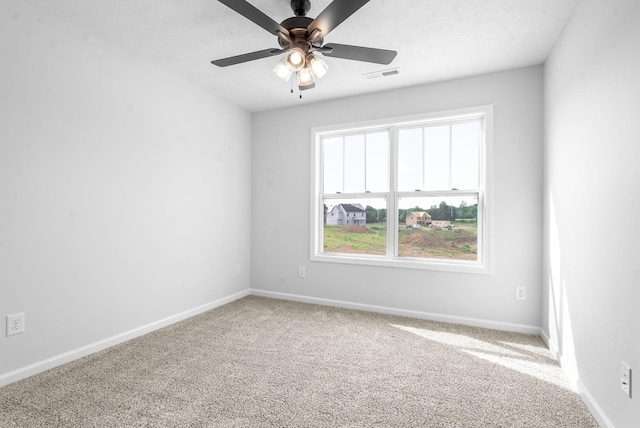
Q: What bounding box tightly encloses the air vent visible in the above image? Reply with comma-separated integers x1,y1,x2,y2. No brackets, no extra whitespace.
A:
363,68,400,79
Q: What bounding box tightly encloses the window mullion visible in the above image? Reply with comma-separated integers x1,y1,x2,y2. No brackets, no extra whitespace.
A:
388,126,398,257
421,127,425,191
363,135,367,192
341,137,345,193
448,124,453,189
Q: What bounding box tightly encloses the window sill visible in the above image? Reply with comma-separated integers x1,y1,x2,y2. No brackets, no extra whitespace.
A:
310,252,491,275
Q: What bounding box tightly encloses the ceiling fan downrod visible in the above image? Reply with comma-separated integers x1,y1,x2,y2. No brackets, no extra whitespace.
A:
291,0,311,17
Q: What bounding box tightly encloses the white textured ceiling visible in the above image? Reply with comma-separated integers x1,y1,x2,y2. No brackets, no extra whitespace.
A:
24,0,578,112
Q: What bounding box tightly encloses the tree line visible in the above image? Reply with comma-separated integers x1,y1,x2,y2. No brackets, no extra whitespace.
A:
365,201,477,223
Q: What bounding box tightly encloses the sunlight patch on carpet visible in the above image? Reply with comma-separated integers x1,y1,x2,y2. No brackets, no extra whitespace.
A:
390,324,573,391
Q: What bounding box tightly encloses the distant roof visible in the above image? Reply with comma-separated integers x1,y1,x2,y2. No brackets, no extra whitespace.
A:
410,211,431,218
339,203,365,213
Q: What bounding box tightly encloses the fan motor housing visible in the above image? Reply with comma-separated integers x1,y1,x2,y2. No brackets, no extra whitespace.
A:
278,16,323,49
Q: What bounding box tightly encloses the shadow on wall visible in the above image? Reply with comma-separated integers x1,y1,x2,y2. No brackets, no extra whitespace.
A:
546,188,578,389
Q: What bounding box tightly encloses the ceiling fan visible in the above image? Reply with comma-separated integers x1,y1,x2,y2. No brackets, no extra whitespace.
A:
211,0,397,91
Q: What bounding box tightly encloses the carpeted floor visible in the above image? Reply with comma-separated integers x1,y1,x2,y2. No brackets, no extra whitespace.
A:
0,296,597,427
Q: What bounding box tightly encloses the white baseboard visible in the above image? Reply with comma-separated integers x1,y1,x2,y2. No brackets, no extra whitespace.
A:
540,328,613,428
251,289,542,335
576,378,614,428
0,289,250,388
540,328,560,360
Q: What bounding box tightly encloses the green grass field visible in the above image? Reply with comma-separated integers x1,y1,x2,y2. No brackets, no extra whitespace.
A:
324,222,477,260
323,223,387,255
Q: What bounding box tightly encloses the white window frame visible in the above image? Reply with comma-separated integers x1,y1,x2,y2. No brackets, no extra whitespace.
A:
310,105,493,274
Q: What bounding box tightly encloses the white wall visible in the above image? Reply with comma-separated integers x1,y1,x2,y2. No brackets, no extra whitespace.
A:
251,66,543,331
4,1,636,423
0,1,251,384
543,0,640,425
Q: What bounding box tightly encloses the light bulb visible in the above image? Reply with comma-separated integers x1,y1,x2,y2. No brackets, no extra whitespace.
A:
297,66,315,87
307,54,328,78
289,51,303,65
285,47,306,71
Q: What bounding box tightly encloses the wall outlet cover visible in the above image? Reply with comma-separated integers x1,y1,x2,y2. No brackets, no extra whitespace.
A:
621,362,632,397
6,313,25,336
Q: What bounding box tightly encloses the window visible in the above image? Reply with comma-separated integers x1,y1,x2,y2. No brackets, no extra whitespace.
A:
311,105,493,273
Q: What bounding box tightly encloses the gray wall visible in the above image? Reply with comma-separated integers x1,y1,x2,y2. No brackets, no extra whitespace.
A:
543,0,640,425
251,66,543,331
0,2,252,383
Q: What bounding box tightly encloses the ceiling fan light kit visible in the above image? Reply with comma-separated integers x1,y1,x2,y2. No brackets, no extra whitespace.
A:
297,66,316,87
212,0,397,94
273,60,293,81
307,54,328,78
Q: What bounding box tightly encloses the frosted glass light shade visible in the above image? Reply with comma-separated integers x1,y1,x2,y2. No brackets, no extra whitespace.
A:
308,54,328,78
297,67,316,86
273,60,293,81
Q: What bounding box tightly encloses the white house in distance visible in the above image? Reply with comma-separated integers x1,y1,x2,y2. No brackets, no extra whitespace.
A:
326,204,366,226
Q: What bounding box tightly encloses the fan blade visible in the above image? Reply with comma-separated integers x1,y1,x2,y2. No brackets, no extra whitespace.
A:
211,48,284,67
322,43,397,65
308,0,370,38
218,0,289,35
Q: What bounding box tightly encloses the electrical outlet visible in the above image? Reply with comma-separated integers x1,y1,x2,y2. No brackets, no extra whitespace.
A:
298,266,306,278
621,362,632,397
235,264,241,276
6,313,25,337
515,286,526,300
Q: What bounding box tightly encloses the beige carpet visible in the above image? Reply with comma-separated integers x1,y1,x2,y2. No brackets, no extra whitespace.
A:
0,296,597,427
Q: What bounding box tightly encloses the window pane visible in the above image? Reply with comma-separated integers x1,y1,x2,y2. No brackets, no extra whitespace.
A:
323,198,387,255
451,121,480,190
323,136,343,193
365,132,389,192
424,125,451,191
398,195,478,261
323,132,389,194
344,135,365,193
398,128,423,191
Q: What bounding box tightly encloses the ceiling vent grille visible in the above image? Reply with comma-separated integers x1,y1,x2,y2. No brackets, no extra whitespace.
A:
363,68,399,79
